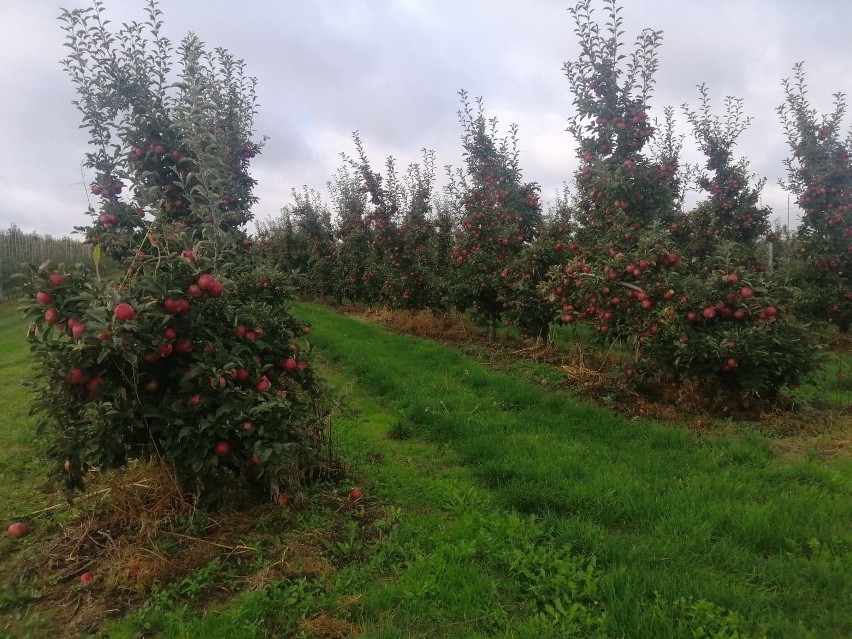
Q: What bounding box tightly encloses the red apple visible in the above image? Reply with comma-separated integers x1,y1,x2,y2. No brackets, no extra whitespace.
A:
79,572,94,585
66,368,88,385
175,339,193,354
6,522,29,538
114,303,136,321
349,486,364,501
197,273,215,290
36,291,55,304
49,273,66,287
214,441,230,456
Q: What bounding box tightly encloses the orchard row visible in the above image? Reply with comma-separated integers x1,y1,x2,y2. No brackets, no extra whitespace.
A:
19,2,326,500
257,4,849,405
16,0,850,501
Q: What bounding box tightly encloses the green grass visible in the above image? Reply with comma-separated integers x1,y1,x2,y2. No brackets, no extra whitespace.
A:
0,306,47,520
100,368,611,638
293,301,852,639
1,300,850,638
0,304,611,637
0,305,59,639
789,350,852,409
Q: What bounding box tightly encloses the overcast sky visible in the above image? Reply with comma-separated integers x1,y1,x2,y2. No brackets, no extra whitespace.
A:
1,0,850,238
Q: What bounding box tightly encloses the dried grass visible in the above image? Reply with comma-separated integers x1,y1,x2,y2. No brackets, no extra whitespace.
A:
364,307,480,342
11,458,358,637
297,611,361,638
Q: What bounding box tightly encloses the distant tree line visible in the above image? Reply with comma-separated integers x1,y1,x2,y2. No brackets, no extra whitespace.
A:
0,224,92,300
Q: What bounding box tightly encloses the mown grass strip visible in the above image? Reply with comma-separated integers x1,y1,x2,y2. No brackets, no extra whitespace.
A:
1,302,607,638
0,305,48,520
103,363,610,639
0,306,62,639
2,300,850,638
293,301,852,639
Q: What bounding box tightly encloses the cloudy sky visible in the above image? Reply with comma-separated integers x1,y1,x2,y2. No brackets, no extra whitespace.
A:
1,0,850,238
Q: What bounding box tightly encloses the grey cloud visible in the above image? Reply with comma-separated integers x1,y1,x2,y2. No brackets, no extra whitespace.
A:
1,0,849,236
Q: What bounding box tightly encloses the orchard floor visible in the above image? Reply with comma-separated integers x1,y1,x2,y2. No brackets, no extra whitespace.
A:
0,302,850,638
337,302,852,455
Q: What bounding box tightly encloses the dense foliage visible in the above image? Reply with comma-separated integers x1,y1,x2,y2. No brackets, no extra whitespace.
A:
22,0,324,499
256,0,838,406
779,63,852,331
29,0,848,435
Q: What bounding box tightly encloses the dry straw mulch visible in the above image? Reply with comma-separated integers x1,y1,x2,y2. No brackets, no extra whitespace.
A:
2,459,381,638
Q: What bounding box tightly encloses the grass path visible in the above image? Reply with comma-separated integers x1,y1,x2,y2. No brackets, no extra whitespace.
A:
1,301,850,637
293,301,852,639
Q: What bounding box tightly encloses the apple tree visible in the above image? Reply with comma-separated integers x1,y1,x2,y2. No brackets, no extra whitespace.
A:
683,84,771,258
549,0,820,404
546,0,682,341
779,63,852,331
501,192,575,342
22,0,325,500
349,137,439,310
258,188,336,298
329,163,377,304
448,92,542,340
